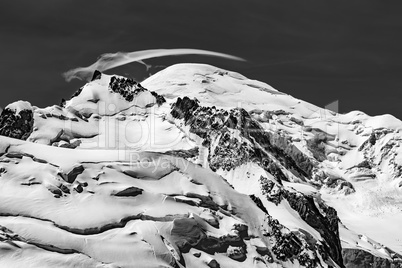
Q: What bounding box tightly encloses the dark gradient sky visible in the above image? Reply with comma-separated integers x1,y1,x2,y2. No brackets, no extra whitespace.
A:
0,0,401,118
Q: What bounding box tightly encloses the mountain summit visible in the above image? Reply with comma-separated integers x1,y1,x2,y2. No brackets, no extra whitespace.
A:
0,63,401,268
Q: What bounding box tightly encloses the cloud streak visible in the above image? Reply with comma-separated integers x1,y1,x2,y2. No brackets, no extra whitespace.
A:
63,48,245,82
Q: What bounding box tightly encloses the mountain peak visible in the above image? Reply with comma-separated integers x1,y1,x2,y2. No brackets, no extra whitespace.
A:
0,64,401,267
65,72,165,117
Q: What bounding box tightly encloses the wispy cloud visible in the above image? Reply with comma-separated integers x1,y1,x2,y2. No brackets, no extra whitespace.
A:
62,48,245,82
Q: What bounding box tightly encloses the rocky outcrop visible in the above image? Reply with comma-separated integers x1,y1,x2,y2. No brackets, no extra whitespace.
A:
109,76,145,102
164,147,199,159
287,193,343,267
324,176,355,195
170,97,318,183
114,186,143,197
66,165,85,183
170,97,346,266
170,99,290,181
260,175,344,267
171,97,199,121
150,91,166,106
107,75,166,106
342,248,402,268
267,131,317,179
91,70,102,81
170,218,248,261
0,106,34,140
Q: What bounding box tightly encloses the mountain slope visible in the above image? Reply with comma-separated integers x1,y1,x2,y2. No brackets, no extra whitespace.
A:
0,63,401,267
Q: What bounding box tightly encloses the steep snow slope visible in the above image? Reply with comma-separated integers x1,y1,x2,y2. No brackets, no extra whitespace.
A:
0,63,401,267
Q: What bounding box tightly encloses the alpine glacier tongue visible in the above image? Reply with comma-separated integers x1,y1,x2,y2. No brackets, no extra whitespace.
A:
0,63,401,268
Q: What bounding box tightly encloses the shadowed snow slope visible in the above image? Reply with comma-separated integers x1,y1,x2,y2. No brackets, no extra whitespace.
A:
0,63,401,267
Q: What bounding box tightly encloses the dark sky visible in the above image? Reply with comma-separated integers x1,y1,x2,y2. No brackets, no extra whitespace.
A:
0,0,402,118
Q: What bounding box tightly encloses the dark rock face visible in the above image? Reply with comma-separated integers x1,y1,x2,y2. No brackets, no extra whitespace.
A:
324,177,355,195
109,76,146,102
70,87,84,99
227,246,246,261
108,75,166,106
207,259,220,268
260,213,321,267
150,91,166,106
169,97,348,266
287,193,343,267
342,248,402,268
249,194,268,214
170,97,345,266
267,216,303,261
358,129,390,151
0,108,34,140
170,99,291,181
260,175,344,267
66,165,85,183
91,70,102,81
170,97,199,120
170,97,316,182
114,186,143,197
48,182,71,198
164,147,199,159
170,218,248,262
267,131,317,179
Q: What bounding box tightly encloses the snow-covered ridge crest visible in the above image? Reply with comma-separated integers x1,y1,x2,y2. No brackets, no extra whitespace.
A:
64,71,165,117
5,100,32,114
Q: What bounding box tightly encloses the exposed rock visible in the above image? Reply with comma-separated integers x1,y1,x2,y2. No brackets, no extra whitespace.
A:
266,216,303,261
57,139,82,149
106,75,166,106
170,217,247,259
0,106,34,140
227,246,247,261
49,187,63,197
170,99,291,181
306,135,327,161
207,259,220,268
355,160,372,169
342,248,402,268
232,223,248,239
4,152,34,159
114,186,143,197
249,194,268,214
70,87,83,99
164,147,199,159
171,97,199,121
59,184,70,194
259,175,344,267
109,76,145,102
74,184,83,193
170,98,315,182
170,218,206,253
150,91,166,106
66,165,85,183
91,70,102,81
267,131,315,179
324,177,355,195
60,98,66,107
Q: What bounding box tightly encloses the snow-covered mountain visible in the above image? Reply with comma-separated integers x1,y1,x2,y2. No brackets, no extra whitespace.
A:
0,63,401,268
